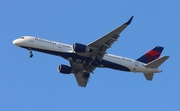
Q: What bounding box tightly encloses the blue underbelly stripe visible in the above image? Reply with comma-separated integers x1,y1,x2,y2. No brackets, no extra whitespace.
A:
20,46,130,72
100,60,130,72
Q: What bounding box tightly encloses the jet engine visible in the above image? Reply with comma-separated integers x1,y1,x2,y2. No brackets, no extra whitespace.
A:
57,64,72,74
73,43,92,53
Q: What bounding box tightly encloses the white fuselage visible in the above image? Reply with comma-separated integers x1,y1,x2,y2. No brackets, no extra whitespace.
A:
13,36,161,74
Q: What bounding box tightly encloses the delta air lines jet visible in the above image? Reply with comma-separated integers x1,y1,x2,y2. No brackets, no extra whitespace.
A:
12,16,169,87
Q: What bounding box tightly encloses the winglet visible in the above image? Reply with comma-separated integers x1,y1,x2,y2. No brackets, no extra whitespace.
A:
125,16,134,25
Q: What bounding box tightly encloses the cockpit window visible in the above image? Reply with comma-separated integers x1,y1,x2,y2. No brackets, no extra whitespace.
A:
19,37,24,39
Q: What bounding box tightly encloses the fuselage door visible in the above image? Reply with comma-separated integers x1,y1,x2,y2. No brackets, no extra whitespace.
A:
135,61,139,66
58,44,62,49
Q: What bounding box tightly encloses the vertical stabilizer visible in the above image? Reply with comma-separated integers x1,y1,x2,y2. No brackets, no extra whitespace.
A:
137,46,164,63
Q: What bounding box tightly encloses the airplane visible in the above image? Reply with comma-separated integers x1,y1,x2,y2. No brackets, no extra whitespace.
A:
12,16,169,87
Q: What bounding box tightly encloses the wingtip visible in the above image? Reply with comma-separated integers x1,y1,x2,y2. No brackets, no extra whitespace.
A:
125,16,134,25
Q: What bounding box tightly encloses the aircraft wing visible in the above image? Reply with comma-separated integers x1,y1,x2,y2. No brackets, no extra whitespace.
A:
88,16,133,60
74,72,89,87
70,61,95,87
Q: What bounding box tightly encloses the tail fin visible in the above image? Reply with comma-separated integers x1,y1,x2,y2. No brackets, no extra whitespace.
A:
143,56,169,81
137,46,164,63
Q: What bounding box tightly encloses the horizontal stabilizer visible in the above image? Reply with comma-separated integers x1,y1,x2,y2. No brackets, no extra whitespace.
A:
143,73,154,81
145,56,169,68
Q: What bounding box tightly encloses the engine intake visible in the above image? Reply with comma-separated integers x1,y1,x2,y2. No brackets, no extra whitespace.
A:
73,43,92,53
57,64,72,74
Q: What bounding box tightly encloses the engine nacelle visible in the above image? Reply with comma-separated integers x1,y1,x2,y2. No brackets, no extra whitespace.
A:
57,64,72,74
73,43,92,53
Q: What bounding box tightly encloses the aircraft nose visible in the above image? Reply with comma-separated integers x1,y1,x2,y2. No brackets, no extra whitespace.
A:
12,39,19,45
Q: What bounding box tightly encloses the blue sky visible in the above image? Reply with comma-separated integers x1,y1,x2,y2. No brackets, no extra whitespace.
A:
1,0,180,111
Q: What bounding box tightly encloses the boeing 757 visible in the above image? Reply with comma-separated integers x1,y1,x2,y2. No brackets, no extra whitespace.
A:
12,16,169,87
